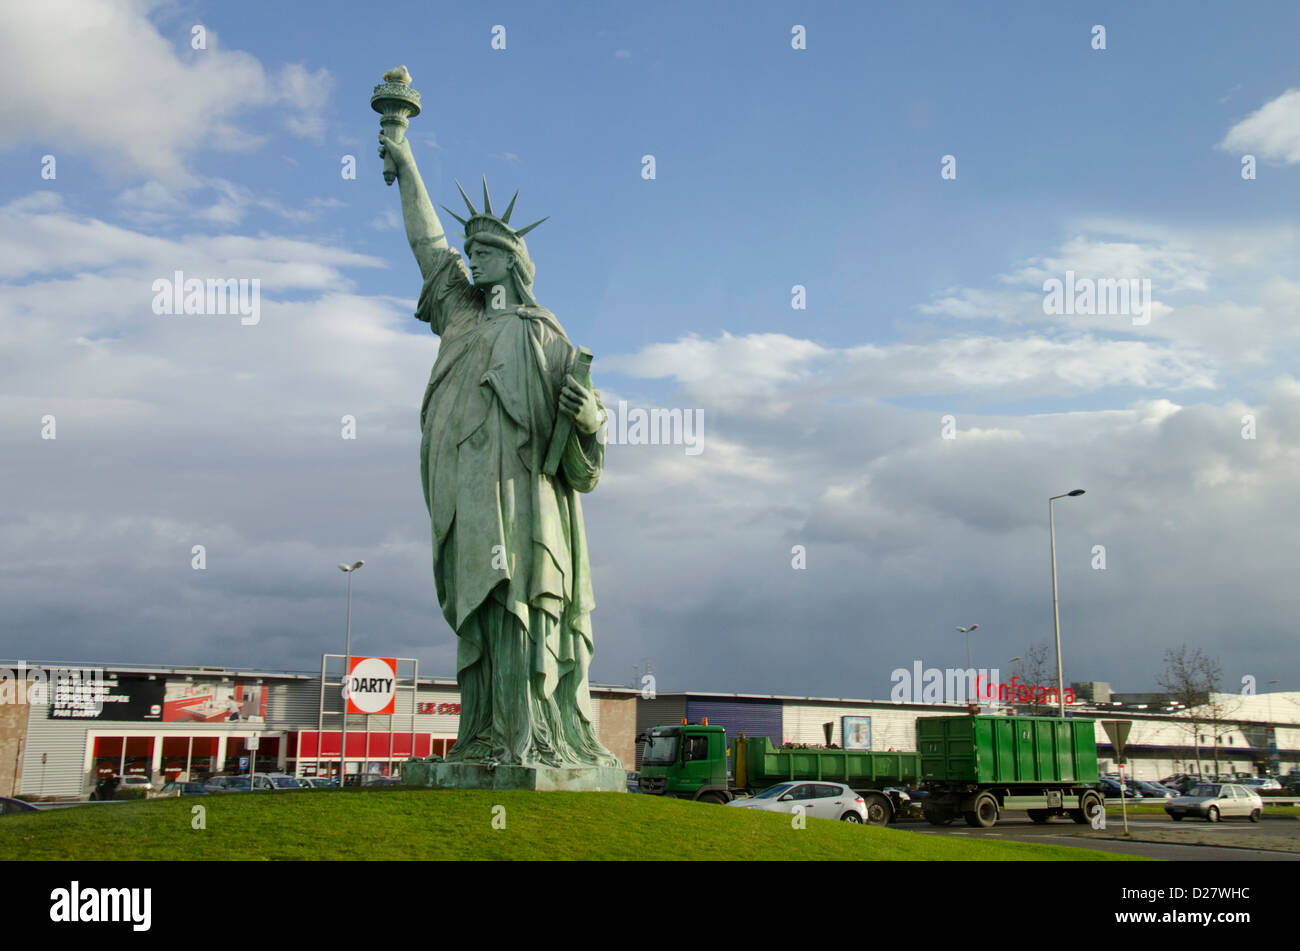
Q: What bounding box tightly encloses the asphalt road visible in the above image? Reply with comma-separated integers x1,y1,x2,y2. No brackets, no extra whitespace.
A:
895,816,1300,861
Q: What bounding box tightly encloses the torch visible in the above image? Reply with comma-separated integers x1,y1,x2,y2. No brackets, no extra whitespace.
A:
371,66,422,186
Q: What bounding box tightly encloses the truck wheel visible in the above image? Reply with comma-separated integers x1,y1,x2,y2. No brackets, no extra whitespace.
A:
863,793,892,825
1070,792,1103,825
697,791,728,805
1027,809,1050,824
923,806,955,826
964,794,998,828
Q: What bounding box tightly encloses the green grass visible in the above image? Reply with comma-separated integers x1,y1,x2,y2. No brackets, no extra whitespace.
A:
0,789,1144,860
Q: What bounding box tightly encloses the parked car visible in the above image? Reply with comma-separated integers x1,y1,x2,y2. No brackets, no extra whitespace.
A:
625,771,640,794
1165,783,1263,823
1242,777,1282,791
359,775,401,787
204,776,252,792
159,781,210,797
253,773,305,790
0,797,42,815
726,781,869,823
1163,775,1205,794
1099,777,1142,800
300,776,337,788
117,775,155,793
1130,780,1176,799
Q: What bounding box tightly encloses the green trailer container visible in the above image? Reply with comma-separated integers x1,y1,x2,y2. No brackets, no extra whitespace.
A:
917,714,1099,785
736,735,923,788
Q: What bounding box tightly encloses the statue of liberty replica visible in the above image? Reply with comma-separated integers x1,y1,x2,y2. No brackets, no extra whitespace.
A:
375,68,624,790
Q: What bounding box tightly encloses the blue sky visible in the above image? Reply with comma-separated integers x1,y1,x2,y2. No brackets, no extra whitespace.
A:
2,1,1300,701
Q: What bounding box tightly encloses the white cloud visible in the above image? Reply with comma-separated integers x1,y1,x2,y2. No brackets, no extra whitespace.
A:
1219,89,1300,164
3,189,1299,698
605,329,1217,404
0,0,332,183
0,192,381,283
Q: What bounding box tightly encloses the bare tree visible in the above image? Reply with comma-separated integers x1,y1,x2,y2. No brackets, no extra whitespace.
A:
1009,642,1058,713
1203,688,1242,778
1155,645,1229,777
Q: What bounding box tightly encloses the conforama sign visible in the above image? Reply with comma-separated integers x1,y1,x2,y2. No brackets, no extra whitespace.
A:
345,657,397,715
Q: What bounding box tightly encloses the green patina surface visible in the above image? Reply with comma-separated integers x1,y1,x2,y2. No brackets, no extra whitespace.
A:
376,68,619,781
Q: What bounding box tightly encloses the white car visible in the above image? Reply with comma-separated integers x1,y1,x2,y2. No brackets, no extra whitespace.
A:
117,775,155,792
726,781,868,823
1165,783,1264,822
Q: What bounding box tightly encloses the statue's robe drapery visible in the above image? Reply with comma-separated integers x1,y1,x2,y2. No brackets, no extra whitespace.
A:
416,246,618,768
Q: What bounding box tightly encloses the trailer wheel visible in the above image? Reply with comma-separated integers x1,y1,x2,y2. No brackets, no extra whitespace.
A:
863,793,893,825
1027,809,1050,824
964,793,998,828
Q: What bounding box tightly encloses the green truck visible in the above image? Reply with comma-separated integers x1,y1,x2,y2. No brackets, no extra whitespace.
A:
638,712,1103,827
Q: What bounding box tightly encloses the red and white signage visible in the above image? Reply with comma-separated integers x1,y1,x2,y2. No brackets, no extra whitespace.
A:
345,657,398,715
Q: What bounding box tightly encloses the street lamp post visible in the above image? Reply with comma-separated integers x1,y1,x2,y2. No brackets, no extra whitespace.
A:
1003,657,1021,712
957,625,979,670
1049,490,1085,717
338,560,364,785
1268,681,1280,775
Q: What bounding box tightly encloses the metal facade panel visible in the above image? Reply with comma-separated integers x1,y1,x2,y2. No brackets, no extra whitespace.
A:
21,700,94,798
267,680,321,729
636,696,686,735
781,702,958,750
634,696,686,768
684,698,782,748
409,684,463,737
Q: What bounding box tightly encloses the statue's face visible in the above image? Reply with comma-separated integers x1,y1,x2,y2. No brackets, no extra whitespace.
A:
467,243,513,289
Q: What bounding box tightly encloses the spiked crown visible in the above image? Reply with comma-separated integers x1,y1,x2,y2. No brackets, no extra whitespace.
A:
442,176,547,286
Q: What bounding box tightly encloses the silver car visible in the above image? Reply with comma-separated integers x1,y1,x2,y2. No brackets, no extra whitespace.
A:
1242,777,1281,791
726,781,869,823
1165,783,1263,823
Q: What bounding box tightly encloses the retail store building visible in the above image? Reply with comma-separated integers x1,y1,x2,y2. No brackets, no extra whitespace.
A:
1,661,636,799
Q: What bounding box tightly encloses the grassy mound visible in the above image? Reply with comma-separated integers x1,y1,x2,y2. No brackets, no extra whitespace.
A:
0,789,1142,860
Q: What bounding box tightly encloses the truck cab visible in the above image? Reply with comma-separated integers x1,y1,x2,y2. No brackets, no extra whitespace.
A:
638,723,731,802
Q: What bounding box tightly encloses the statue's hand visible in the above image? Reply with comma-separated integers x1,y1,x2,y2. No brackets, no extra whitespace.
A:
378,132,414,175
560,375,600,435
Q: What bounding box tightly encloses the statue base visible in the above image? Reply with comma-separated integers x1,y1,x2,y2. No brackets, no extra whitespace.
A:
402,758,625,792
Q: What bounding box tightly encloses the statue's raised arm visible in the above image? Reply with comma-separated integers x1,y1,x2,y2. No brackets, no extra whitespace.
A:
373,68,447,283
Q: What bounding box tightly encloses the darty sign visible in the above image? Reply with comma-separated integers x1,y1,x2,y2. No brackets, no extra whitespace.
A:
344,657,397,715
